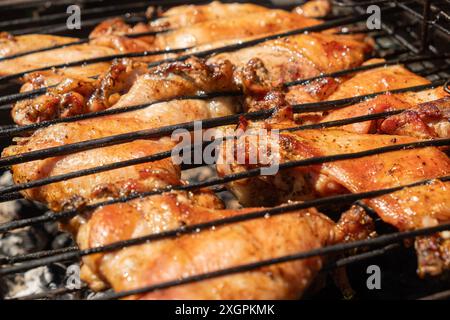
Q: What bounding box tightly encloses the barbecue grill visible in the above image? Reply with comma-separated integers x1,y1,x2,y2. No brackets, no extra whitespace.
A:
0,0,449,300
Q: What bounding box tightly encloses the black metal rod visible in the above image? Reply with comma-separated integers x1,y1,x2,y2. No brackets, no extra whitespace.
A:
420,0,432,52
0,246,78,265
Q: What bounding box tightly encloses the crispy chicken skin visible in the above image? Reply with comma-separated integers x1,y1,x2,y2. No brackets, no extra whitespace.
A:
209,33,372,92
77,190,374,298
362,180,450,276
11,31,372,124
314,59,450,138
11,57,237,125
12,59,150,125
3,59,240,211
217,122,450,275
150,10,321,50
0,33,76,57
149,1,271,30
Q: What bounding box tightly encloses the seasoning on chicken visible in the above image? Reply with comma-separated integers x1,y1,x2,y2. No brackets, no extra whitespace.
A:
216,119,450,275
77,190,374,298
3,58,240,211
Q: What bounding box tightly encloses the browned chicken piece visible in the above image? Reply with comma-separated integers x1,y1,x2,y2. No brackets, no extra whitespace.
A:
208,33,372,96
293,0,332,18
216,122,450,275
0,33,77,57
12,31,372,124
150,10,321,50
90,18,153,39
314,59,449,137
12,59,149,125
358,180,450,276
378,96,450,138
3,59,240,211
217,124,450,207
11,57,237,125
0,42,117,79
148,1,271,30
77,190,374,298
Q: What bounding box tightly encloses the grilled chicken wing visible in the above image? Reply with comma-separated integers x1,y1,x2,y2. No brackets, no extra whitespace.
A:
0,33,76,57
217,124,450,206
11,30,372,125
77,190,374,298
314,59,450,137
149,1,271,30
150,10,321,50
12,59,150,125
216,122,450,275
208,33,372,94
3,59,240,211
0,41,117,80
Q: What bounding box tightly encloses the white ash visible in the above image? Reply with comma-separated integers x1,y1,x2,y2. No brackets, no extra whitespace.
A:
182,166,242,209
0,171,21,224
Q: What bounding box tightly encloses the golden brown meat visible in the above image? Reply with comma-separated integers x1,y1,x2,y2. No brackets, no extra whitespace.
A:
216,122,450,275
77,190,374,298
378,96,450,138
0,33,76,57
149,1,271,30
150,10,321,50
360,180,450,276
0,42,116,80
293,0,332,18
3,59,240,211
12,59,149,125
217,124,450,207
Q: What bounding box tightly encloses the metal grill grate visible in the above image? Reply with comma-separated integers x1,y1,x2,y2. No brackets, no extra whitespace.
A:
0,0,449,300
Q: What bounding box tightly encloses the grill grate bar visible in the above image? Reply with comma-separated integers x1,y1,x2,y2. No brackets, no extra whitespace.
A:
11,15,147,36
0,2,153,30
418,290,450,300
